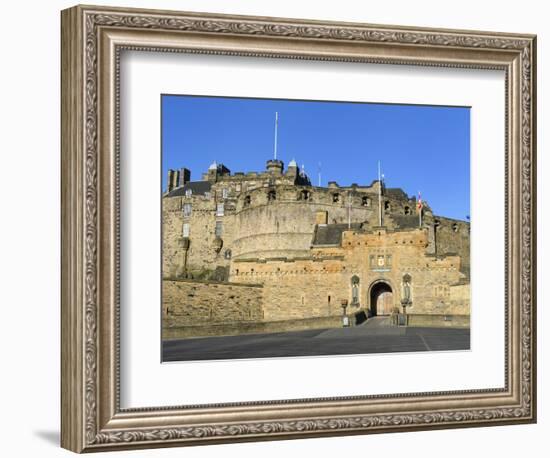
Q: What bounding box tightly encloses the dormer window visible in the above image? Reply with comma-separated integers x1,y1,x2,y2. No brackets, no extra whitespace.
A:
185,189,192,197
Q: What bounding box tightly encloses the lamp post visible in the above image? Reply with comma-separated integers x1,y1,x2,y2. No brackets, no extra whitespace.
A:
341,299,350,327
400,298,411,326
400,274,412,326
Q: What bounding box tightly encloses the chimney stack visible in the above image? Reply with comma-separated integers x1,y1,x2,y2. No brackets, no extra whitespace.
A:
167,169,176,192
179,168,191,187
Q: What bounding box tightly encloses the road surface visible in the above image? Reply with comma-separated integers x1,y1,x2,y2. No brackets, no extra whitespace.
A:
162,318,470,362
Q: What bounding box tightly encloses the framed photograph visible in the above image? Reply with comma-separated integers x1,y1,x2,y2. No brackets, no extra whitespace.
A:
61,4,537,453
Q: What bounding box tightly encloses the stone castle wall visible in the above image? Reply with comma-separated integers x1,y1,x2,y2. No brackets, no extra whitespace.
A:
162,194,237,279
231,187,376,260
163,182,430,272
162,279,264,328
231,228,469,321
232,258,347,321
434,217,470,274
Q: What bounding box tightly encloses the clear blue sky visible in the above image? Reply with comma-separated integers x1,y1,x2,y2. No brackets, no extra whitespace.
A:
162,95,470,221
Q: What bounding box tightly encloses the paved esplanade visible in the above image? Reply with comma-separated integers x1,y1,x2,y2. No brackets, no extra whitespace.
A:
162,318,470,362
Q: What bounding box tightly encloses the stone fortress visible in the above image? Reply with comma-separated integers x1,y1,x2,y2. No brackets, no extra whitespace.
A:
162,157,470,338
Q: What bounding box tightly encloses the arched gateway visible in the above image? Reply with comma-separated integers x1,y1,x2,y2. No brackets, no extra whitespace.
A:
369,280,394,316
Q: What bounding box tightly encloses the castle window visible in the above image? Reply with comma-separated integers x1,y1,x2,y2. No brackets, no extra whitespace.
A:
452,223,459,233
332,193,340,203
204,191,211,199
215,221,223,237
183,203,192,217
384,201,391,212
404,206,411,215
222,188,228,199
185,188,192,197
362,196,370,207
216,203,224,216
267,189,276,201
244,195,251,207
236,184,242,192
300,189,311,200
182,223,190,238
224,249,232,259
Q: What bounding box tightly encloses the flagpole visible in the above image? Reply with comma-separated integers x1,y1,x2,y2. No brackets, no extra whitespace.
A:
348,190,351,229
273,112,278,160
418,191,422,228
378,161,382,226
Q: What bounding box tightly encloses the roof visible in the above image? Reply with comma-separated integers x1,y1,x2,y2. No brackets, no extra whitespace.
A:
312,223,362,246
165,181,212,197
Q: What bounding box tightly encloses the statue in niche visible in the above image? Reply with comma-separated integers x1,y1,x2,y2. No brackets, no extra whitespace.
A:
402,274,412,304
351,275,360,306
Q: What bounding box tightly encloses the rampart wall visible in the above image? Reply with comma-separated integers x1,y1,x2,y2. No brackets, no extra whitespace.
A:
162,279,264,328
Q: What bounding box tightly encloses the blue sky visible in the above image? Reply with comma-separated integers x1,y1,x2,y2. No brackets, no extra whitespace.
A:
162,95,470,221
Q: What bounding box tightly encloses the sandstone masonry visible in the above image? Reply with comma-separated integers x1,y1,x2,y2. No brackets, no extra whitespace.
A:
162,159,470,336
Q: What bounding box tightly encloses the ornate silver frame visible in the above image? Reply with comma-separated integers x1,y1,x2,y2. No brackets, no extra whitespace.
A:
61,4,537,453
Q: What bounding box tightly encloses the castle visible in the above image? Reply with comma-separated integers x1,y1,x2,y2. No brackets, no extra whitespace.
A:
162,158,470,338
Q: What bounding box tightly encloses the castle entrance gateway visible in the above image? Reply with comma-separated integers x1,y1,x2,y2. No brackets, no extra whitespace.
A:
369,280,393,316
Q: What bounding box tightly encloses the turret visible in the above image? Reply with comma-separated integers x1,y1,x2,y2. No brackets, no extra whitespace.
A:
266,159,284,176
206,161,231,182
286,159,298,179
